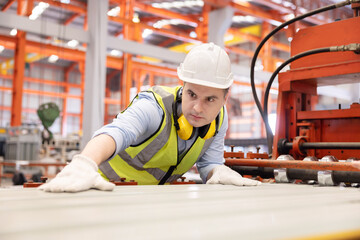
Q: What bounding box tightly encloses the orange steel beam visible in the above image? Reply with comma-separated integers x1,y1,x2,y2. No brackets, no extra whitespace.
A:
1,0,15,11
0,85,81,99
227,46,255,58
0,35,123,70
1,107,81,117
230,1,283,25
26,76,80,88
62,62,77,136
122,53,133,108
62,67,69,136
198,2,210,43
11,31,26,126
158,38,176,47
139,69,147,87
78,62,85,131
133,2,199,25
104,70,120,123
251,0,330,25
37,0,86,14
104,98,121,105
203,0,232,8
109,16,201,44
68,0,87,8
0,73,82,88
270,40,290,52
121,0,134,108
261,21,274,72
132,61,178,78
149,73,154,86
227,46,284,64
225,158,360,172
133,69,140,93
227,28,290,53
11,0,32,126
64,13,81,25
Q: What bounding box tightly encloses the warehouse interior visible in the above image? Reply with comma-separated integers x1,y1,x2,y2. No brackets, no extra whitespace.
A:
0,0,360,239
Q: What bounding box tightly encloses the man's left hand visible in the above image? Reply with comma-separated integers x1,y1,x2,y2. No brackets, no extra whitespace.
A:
206,165,261,186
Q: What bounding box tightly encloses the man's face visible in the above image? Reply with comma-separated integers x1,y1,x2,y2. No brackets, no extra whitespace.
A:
181,82,228,128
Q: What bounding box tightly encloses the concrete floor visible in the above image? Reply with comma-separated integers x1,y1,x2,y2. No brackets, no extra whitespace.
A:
1,183,360,240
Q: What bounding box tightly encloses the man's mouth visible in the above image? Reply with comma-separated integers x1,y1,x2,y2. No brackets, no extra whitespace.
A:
190,114,203,120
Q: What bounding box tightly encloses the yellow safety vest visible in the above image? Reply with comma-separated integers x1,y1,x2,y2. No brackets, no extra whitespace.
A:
99,86,224,185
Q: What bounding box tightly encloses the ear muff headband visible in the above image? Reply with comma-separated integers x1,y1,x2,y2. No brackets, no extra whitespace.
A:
201,120,216,140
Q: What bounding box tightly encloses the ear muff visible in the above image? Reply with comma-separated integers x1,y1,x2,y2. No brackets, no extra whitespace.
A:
177,114,194,140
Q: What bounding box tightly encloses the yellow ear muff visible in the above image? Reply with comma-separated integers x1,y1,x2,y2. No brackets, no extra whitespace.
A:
202,120,216,140
177,114,194,140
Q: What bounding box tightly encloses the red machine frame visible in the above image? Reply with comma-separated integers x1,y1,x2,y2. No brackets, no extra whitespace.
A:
273,16,360,160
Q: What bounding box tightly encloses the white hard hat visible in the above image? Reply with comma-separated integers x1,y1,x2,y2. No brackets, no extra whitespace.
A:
177,42,233,89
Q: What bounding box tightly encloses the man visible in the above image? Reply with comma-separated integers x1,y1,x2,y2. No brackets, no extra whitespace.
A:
39,42,261,192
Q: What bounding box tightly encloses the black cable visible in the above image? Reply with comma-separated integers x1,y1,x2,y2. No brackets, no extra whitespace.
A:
249,0,353,155
263,47,331,122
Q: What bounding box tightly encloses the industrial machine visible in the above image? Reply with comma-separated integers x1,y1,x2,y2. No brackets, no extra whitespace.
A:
225,1,360,186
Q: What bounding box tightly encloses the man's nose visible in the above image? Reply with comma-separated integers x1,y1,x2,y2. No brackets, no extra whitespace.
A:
193,101,204,113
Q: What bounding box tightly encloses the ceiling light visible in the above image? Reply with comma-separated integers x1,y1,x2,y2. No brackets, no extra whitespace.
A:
107,6,120,17
172,2,184,8
232,15,256,23
48,55,59,63
29,14,38,20
29,2,49,20
152,1,203,9
132,13,140,23
60,0,70,3
67,39,79,48
38,2,49,8
224,34,234,41
189,31,197,38
110,49,122,57
142,29,153,38
160,2,172,9
10,29,17,36
284,13,295,21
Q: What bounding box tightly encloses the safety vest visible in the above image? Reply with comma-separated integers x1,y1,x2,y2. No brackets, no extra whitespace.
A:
99,85,224,185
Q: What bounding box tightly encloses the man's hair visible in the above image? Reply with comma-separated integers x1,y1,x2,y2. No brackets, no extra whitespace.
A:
183,82,229,99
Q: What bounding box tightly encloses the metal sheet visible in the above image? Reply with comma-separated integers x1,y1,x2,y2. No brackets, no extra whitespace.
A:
0,183,360,240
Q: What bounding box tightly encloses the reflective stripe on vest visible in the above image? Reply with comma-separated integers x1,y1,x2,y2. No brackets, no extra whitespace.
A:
99,86,224,185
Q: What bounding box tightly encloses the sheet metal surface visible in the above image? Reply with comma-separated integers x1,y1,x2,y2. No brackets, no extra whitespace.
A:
0,183,360,240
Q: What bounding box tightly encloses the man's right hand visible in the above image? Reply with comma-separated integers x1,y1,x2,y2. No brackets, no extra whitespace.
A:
38,154,115,193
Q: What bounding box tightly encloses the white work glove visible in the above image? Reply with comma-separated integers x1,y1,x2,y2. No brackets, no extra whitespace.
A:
38,154,115,193
353,161,360,170
206,165,261,186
